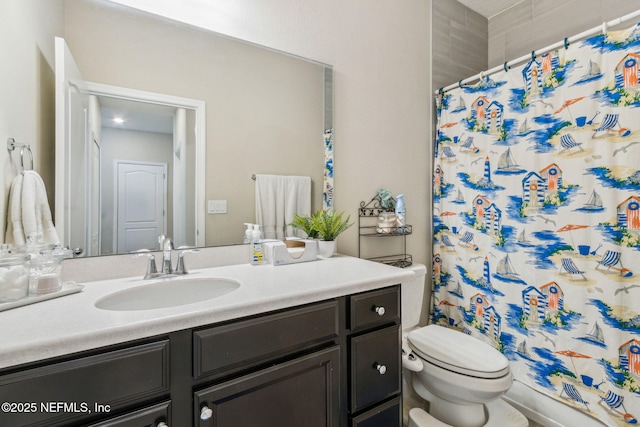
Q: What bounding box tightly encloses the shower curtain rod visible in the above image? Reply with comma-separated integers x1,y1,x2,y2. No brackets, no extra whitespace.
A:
436,9,640,95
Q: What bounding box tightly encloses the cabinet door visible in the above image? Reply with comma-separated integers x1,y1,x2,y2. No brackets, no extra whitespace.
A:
195,346,340,427
350,325,400,413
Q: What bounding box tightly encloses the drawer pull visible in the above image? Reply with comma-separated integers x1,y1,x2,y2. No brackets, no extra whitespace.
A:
157,423,169,427
373,306,386,316
200,406,213,420
375,363,387,375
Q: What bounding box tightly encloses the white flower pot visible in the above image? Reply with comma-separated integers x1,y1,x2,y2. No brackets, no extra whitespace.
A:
318,240,337,258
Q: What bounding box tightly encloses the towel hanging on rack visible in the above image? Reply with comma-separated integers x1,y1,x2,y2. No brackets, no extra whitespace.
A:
5,170,60,246
254,174,311,240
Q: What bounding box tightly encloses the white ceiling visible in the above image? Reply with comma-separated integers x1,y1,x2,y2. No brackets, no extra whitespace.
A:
456,0,525,19
99,96,175,135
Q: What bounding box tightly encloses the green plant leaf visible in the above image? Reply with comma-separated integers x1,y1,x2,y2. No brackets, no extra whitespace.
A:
289,214,319,238
311,210,353,241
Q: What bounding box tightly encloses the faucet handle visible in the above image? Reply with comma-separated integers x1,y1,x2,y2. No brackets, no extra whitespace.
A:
176,249,200,275
132,252,158,279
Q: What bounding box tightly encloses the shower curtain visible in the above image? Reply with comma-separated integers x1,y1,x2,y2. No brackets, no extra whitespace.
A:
433,23,640,426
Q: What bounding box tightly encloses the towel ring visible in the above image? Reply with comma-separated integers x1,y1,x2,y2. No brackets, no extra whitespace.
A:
20,145,34,171
7,138,33,172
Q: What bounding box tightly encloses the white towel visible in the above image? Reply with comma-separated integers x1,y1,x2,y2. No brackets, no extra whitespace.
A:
255,174,311,240
5,170,60,246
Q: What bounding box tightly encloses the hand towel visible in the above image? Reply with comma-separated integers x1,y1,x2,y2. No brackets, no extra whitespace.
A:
255,174,311,240
5,170,60,246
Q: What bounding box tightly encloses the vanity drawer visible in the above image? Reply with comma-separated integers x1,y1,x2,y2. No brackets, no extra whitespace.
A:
194,300,339,380
351,396,401,427
87,400,170,427
0,340,169,427
349,286,399,331
350,324,401,413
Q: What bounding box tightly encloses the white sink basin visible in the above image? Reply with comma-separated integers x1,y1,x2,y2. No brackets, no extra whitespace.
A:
95,277,241,311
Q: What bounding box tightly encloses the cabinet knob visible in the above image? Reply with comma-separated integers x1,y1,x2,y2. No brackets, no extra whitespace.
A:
375,363,387,375
156,422,169,427
373,305,386,316
200,406,213,421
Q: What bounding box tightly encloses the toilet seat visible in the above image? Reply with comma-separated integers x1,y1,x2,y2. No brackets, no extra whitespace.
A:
407,325,509,379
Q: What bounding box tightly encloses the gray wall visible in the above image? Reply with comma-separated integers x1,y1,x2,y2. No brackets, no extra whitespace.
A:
432,0,488,92
0,0,64,243
433,0,640,91
489,0,640,68
100,127,173,255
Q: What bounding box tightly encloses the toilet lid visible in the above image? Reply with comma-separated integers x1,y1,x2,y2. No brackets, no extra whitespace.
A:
407,325,510,379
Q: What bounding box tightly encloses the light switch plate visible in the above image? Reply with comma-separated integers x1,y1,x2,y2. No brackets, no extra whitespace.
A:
208,200,227,214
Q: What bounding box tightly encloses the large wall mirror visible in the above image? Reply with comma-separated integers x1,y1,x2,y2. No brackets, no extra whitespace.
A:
56,0,332,257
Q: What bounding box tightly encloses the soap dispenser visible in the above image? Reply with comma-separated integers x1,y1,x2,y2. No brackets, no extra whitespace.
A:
243,223,254,244
252,224,263,241
250,224,265,265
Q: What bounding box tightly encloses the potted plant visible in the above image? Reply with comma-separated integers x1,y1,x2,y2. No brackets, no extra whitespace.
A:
290,209,353,258
311,209,353,258
289,214,319,239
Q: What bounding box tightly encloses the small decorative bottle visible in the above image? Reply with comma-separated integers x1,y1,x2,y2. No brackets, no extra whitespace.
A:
395,194,405,230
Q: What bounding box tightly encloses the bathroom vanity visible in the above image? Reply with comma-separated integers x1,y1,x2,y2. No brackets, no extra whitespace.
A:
0,255,412,426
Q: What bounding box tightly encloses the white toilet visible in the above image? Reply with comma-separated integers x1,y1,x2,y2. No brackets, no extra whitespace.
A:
399,264,527,427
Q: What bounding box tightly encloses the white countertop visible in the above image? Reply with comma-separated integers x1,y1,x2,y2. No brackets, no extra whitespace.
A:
0,255,413,369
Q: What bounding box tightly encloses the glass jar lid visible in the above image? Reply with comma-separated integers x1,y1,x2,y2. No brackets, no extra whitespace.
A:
0,254,30,267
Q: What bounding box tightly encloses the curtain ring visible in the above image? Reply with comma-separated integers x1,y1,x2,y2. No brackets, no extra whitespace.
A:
602,21,607,34
531,50,536,61
503,62,509,73
563,37,570,50
458,79,463,88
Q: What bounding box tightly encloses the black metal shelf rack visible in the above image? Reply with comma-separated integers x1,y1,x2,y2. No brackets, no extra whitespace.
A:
358,194,412,268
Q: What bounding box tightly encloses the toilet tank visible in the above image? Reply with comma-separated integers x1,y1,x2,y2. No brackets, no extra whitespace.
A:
400,263,427,331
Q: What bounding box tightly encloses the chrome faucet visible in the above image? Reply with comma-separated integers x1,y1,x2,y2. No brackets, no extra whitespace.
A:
133,237,199,280
161,237,175,274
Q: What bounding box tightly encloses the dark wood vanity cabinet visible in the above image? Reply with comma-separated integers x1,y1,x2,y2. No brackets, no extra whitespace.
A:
192,300,342,427
0,340,170,427
347,286,402,426
0,285,401,427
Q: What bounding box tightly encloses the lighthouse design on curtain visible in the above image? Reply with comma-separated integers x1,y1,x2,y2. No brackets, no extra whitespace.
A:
433,23,640,426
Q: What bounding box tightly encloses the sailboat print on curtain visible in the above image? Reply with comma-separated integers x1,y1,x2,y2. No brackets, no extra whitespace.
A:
433,22,640,426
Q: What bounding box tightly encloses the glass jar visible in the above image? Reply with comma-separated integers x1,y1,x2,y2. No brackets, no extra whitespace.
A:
15,244,64,295
0,254,30,303
30,251,63,295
